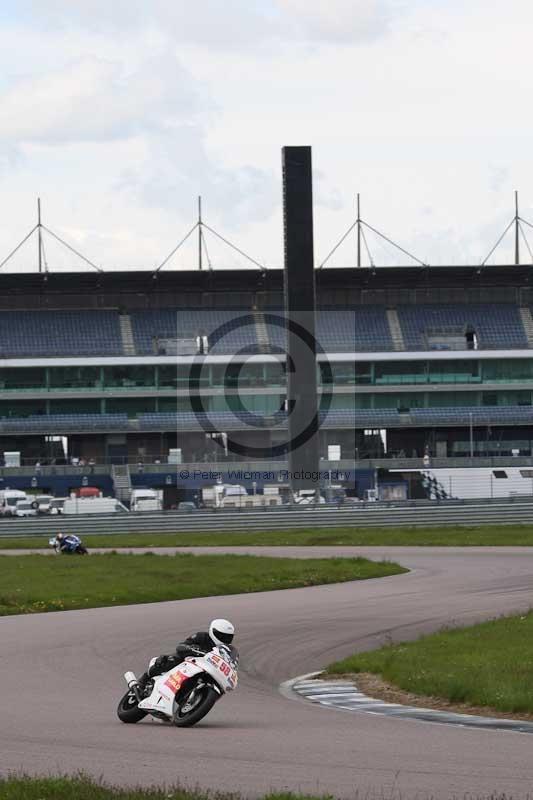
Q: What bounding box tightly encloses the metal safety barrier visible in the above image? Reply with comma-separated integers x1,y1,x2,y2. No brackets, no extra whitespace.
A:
1,498,533,538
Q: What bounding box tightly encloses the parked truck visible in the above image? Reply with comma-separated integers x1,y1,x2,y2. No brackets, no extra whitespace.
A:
201,484,282,509
130,488,162,512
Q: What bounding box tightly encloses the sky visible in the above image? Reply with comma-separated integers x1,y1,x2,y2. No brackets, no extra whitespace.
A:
0,0,531,272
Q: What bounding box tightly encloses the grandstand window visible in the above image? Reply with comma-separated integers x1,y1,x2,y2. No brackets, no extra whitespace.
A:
482,390,532,406
0,400,46,417
265,362,285,387
326,394,371,410
0,367,46,391
210,394,283,414
157,397,195,412
49,366,101,389
426,360,479,384
374,393,425,409
103,365,155,388
49,399,100,414
482,359,533,383
427,391,478,407
225,362,264,388
210,365,225,388
105,398,157,417
374,361,426,386
158,365,197,389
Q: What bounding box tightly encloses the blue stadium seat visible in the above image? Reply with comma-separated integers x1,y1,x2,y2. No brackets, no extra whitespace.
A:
397,304,527,350
261,308,393,353
130,309,260,354
0,413,128,433
0,311,122,357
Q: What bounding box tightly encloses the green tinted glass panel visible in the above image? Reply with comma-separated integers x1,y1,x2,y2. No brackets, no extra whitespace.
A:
158,365,196,389
49,366,100,389
0,400,46,417
482,390,531,406
0,368,46,390
49,399,100,414
105,398,156,416
374,393,425,409
374,361,426,385
427,391,477,407
209,394,283,414
265,361,285,386
482,359,533,382
103,366,155,388
427,360,479,384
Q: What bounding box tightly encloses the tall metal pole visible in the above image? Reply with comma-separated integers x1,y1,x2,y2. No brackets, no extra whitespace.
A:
356,193,361,268
515,190,520,266
198,195,203,271
37,198,42,274
469,412,474,459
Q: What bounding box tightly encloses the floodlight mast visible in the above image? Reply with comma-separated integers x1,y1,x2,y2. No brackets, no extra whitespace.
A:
356,193,361,268
515,190,520,266
37,198,42,274
198,195,203,272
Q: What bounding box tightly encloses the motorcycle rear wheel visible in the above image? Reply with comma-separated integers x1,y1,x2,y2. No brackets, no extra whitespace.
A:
117,688,148,723
173,683,218,727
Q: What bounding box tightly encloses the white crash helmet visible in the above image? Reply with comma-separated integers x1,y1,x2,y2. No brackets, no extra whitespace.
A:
209,618,235,647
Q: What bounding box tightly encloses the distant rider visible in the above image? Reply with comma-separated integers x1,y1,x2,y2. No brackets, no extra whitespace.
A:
52,532,84,554
138,618,237,689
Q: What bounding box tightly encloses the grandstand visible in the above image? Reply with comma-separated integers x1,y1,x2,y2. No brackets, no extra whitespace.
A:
1,264,533,503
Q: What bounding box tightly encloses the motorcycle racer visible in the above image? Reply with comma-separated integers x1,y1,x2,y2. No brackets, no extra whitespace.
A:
138,619,237,689
50,532,87,554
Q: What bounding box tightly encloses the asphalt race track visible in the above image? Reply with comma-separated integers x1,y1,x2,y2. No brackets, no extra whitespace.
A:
3,546,533,799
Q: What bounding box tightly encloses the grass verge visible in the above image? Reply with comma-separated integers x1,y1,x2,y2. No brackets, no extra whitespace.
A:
326,610,533,716
0,552,405,616
0,775,327,800
3,523,533,550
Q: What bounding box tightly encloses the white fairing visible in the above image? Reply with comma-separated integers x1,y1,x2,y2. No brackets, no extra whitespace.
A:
138,647,238,719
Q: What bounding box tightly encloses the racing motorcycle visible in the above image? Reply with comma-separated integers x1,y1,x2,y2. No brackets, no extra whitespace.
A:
117,645,239,728
48,535,88,555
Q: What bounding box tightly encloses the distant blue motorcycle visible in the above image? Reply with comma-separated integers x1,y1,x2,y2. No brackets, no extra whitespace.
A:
49,533,88,555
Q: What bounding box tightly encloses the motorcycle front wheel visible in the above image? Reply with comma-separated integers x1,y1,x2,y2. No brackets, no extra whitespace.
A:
117,688,148,723
173,682,218,727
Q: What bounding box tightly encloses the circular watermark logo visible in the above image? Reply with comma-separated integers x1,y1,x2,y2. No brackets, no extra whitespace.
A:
188,312,333,459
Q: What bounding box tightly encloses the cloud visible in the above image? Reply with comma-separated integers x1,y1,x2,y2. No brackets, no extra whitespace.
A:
274,0,401,43
0,54,202,145
120,128,278,228
14,0,400,46
0,46,278,228
14,0,276,47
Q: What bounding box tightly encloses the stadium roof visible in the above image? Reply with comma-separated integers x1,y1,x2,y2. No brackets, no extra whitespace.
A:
0,264,533,301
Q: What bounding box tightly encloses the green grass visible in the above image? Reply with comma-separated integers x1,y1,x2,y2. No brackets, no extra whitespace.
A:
326,610,533,714
0,552,405,616
3,523,533,550
0,775,331,800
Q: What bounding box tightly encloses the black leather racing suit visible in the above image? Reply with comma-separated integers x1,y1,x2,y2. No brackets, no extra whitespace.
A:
138,632,217,687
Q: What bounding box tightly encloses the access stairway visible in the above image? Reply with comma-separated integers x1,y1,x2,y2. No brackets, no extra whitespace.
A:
112,464,132,504
119,314,136,356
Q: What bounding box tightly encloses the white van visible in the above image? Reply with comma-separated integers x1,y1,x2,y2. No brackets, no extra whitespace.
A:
15,500,37,518
1,490,29,516
62,497,129,515
130,489,162,512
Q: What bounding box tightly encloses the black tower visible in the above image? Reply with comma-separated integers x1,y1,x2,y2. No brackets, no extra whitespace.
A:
282,146,320,494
